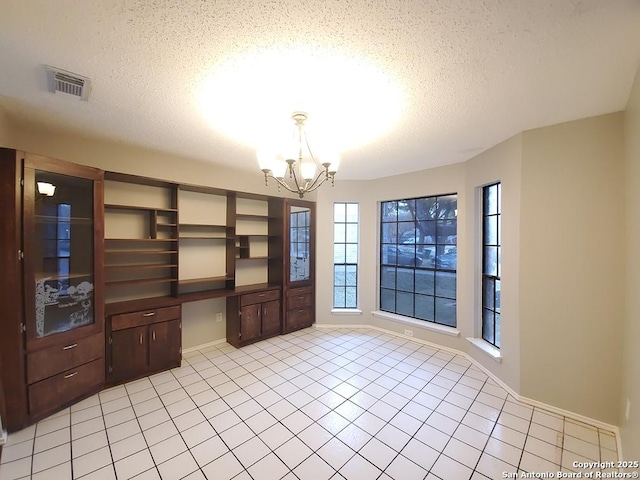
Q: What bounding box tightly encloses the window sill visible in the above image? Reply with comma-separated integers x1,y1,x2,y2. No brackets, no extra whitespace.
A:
371,311,460,337
330,308,363,316
466,337,502,363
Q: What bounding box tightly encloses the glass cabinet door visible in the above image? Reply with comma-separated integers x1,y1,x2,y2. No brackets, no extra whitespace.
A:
289,206,311,282
28,169,96,339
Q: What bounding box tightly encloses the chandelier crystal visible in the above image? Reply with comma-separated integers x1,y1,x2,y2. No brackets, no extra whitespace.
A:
258,112,339,198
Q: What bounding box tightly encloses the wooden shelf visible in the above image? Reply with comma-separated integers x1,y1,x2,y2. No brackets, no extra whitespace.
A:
35,272,92,281
236,214,269,220
178,236,230,240
179,223,226,228
106,277,176,287
178,275,233,286
236,256,272,260
105,204,177,213
105,238,177,242
105,250,178,255
157,223,177,227
106,263,177,270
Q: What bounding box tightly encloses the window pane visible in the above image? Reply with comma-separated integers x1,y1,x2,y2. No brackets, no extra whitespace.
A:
435,298,456,327
495,279,501,313
346,223,358,243
334,203,346,222
290,215,298,228
495,313,501,348
484,216,497,245
380,288,395,311
484,246,498,276
334,244,345,263
345,287,357,308
346,203,358,222
382,201,397,222
483,277,495,310
334,223,345,243
334,265,346,286
416,197,437,220
381,267,396,289
382,223,397,243
415,294,434,320
415,269,435,295
436,247,457,270
435,271,456,299
334,288,345,308
437,220,456,244
345,244,358,263
482,309,495,344
396,268,414,292
345,265,357,286
396,292,414,317
484,184,498,215
437,195,457,219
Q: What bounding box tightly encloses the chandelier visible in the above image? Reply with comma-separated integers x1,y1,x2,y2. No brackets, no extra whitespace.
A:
258,112,339,198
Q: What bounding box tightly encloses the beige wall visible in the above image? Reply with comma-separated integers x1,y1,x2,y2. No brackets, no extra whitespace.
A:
621,66,640,457
519,113,625,424
0,108,12,146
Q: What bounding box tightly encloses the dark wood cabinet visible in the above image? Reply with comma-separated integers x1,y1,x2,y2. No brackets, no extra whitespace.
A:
107,306,182,385
0,149,105,431
227,288,281,347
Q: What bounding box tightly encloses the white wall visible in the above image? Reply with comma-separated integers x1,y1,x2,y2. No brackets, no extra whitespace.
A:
621,66,640,457
519,113,625,425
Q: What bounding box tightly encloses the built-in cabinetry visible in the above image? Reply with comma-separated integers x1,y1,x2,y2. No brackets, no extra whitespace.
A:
107,306,182,384
226,288,281,347
0,149,104,431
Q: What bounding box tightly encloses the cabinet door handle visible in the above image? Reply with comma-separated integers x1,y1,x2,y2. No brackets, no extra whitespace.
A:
298,309,304,313
64,372,78,379
258,293,266,297
152,330,156,341
139,334,144,344
143,312,156,317
62,343,78,350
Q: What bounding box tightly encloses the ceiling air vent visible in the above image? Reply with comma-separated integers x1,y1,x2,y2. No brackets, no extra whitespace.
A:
46,66,91,101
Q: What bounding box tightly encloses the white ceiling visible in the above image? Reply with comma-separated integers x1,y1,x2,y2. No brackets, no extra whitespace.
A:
0,0,639,180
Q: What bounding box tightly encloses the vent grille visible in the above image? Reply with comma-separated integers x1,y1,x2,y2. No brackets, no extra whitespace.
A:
46,66,91,101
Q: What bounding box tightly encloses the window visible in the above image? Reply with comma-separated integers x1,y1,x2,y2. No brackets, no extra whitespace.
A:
482,183,501,347
380,194,457,327
333,203,359,308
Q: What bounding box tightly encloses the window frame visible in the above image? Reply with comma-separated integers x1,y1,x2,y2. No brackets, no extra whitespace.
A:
333,202,359,309
481,182,501,348
379,193,458,327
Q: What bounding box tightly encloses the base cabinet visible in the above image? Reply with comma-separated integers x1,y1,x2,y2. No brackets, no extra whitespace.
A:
227,289,281,347
107,306,182,385
284,286,314,333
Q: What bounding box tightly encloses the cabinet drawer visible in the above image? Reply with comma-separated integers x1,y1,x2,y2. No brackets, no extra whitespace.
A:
287,306,313,328
288,293,312,309
111,306,181,330
27,333,103,384
241,289,280,306
287,286,313,298
29,357,104,416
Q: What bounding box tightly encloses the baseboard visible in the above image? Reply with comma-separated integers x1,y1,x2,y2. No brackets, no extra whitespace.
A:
182,338,227,354
314,322,622,451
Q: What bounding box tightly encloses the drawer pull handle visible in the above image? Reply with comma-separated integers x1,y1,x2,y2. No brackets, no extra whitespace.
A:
139,334,144,345
298,296,304,300
62,343,78,350
64,372,78,379
143,312,156,317
298,309,304,313
258,293,266,297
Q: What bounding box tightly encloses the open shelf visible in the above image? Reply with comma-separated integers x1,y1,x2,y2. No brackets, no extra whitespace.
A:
106,238,177,242
106,277,175,286
105,250,178,255
105,204,178,213
178,275,234,286
106,263,178,270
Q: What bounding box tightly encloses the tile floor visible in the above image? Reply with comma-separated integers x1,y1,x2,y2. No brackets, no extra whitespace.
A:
0,327,619,480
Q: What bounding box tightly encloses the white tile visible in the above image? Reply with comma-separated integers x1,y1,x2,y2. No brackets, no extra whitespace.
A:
414,423,451,452
462,411,496,435
452,423,489,451
531,409,564,432
173,408,206,432
301,400,332,421
72,417,105,440
101,396,132,415
133,397,164,417
358,438,397,471
114,449,155,480
78,464,116,480
599,431,617,452
32,443,70,473
280,410,313,435
129,388,158,406
104,406,136,428
32,460,71,480
317,411,350,435
267,399,297,421
294,453,337,480
317,437,356,470
339,454,381,480
520,451,559,472
0,439,34,463
201,452,244,480
524,436,562,466
336,423,372,451
156,451,199,480
497,411,530,433
476,452,518,479
334,401,365,422
426,411,459,435
99,385,128,403
125,378,153,395
107,419,141,444
149,434,187,464
131,467,161,480
142,420,178,446
110,432,148,462
0,457,31,480
209,409,242,433
232,435,270,468
275,436,313,469
71,405,103,425
199,398,230,419
36,415,70,436
564,419,599,445
191,435,230,467
247,453,289,480
376,423,411,452
298,423,333,451
528,422,563,446
71,395,101,413
443,437,482,469
384,454,428,480
244,410,278,434
219,422,255,450
258,422,294,450
483,437,522,467
431,454,473,480
72,446,113,477
137,408,171,431
166,397,197,418
191,388,220,407
400,438,439,471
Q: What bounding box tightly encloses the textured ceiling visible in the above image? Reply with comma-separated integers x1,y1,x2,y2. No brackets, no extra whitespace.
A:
0,0,639,179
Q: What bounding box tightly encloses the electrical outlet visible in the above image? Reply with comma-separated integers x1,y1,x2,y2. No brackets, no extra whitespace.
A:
216,312,223,323
626,398,631,421
404,329,413,337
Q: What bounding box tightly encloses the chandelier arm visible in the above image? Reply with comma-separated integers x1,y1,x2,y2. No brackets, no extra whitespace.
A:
267,173,299,195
